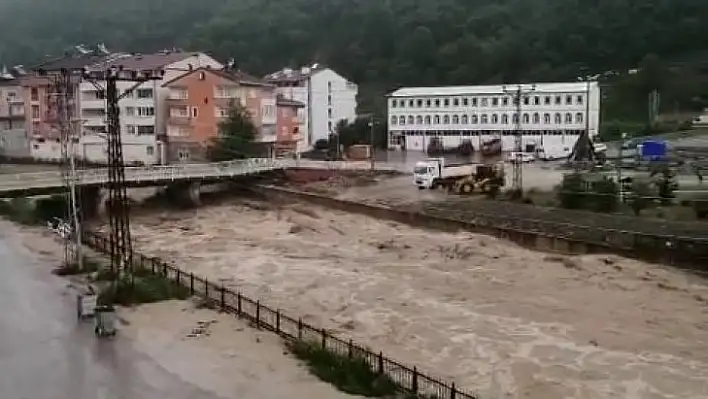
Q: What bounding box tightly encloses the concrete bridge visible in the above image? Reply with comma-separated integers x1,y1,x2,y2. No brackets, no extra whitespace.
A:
0,158,398,197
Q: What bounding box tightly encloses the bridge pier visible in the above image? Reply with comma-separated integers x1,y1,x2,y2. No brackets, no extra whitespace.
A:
165,181,201,207
78,186,106,219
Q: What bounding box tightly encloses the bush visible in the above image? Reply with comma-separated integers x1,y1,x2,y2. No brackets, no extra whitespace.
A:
588,177,619,213
97,274,189,306
558,173,587,209
287,340,398,397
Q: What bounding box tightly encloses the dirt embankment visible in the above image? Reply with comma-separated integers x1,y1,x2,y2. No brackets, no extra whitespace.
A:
128,200,708,399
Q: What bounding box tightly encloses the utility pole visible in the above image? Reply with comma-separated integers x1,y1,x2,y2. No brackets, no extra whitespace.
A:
369,115,375,171
82,66,164,281
503,84,536,194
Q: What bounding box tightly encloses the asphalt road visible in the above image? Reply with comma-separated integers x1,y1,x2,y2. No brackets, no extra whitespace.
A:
0,237,226,399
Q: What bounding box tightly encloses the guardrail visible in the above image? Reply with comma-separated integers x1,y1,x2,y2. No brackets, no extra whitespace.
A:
81,231,478,399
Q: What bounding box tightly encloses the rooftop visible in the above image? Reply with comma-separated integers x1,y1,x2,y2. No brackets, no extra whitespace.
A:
388,82,598,97
33,53,115,73
276,94,305,107
162,66,272,87
101,51,200,71
264,63,325,83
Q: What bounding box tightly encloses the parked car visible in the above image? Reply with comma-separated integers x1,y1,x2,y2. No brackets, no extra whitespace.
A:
507,152,535,163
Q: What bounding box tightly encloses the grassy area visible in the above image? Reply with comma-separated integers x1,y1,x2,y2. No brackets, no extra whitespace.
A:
52,256,102,275
97,272,189,306
286,340,399,397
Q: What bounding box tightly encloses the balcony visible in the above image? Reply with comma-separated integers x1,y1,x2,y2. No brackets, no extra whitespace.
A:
168,114,192,125
167,89,189,102
82,99,106,110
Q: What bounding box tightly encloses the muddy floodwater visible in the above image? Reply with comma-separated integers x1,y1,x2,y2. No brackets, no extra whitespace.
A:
128,200,708,399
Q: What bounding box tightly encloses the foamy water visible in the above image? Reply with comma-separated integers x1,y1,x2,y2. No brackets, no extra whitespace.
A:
129,202,708,398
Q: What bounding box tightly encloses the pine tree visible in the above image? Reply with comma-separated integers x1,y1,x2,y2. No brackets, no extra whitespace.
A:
206,102,258,161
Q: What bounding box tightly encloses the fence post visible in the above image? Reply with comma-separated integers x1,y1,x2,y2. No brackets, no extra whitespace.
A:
378,351,383,374
190,273,194,295
220,285,225,310
205,279,209,301
276,309,280,333
348,339,353,358
321,329,326,349
297,318,303,340
151,258,155,274
451,383,456,399
256,300,261,329
162,262,167,277
176,268,181,284
412,367,418,393
139,254,144,270
237,292,242,315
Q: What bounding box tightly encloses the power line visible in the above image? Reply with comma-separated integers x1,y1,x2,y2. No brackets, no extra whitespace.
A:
502,84,536,193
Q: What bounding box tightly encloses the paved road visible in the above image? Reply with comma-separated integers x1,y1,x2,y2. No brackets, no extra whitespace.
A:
0,237,226,399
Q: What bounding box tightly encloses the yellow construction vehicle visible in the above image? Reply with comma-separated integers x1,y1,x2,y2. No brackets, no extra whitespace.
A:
449,163,505,195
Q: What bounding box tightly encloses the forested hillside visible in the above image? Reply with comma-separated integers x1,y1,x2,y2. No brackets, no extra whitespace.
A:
1,0,708,128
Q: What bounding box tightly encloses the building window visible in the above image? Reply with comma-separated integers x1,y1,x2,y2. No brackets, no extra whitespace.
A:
453,98,459,107
480,114,488,124
461,115,468,124
191,107,198,118
399,116,405,125
434,99,440,107
425,115,431,124
523,97,530,105
328,121,332,132
443,99,450,107
471,115,478,124
462,98,468,106
512,114,519,124
125,107,135,116
544,113,551,124
136,89,153,99
137,107,155,117
566,95,573,105
328,95,332,106
502,97,509,106
544,96,551,105
576,112,584,123
452,115,459,124
30,88,38,101
434,115,440,124
501,114,509,124
481,98,488,107
390,116,397,125
443,115,450,124
533,96,540,105
471,98,478,107
390,99,396,108
565,112,572,123
327,81,332,92
532,113,540,124
416,115,423,124
408,99,414,107
399,100,405,107
124,125,136,134
522,113,530,123
555,95,561,105
31,105,40,119
555,113,562,124
178,148,190,161
491,97,498,107
417,99,423,107
426,99,431,107
146,146,154,155
491,114,498,124
138,126,155,135
577,95,584,104
407,115,414,124
328,108,332,118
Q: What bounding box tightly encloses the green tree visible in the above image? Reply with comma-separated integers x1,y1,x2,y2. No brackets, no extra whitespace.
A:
206,103,258,161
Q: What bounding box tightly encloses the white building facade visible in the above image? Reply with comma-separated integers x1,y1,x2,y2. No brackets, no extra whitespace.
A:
387,82,600,153
266,65,358,151
78,52,222,165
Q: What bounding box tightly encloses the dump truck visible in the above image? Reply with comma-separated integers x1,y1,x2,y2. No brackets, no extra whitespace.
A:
413,158,505,194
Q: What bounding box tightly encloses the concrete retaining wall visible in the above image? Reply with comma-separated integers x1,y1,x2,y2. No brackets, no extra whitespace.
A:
255,185,708,272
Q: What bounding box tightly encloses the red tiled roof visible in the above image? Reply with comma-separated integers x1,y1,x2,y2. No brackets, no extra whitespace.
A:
162,67,272,87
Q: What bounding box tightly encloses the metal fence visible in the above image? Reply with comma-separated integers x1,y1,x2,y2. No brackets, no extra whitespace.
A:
82,231,478,399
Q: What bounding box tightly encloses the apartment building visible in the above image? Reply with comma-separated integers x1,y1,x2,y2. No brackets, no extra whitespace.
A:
78,51,222,164
0,73,30,158
265,64,357,151
162,66,303,162
387,82,600,153
275,95,305,155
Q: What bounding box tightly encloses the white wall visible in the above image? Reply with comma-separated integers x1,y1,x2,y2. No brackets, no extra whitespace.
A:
0,128,30,158
309,68,357,148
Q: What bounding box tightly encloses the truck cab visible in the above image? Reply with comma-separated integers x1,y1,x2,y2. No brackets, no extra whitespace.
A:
414,158,443,189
